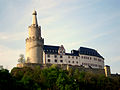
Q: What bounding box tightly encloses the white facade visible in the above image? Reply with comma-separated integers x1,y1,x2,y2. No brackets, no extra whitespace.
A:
43,50,104,69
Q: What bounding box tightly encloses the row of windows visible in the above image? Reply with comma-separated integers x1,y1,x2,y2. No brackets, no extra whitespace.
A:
81,56,92,60
94,58,103,62
45,50,58,52
68,61,78,64
82,63,102,68
47,59,78,64
47,59,102,68
81,56,103,62
48,59,63,63
47,55,63,58
68,56,78,59
47,54,103,62
47,54,78,59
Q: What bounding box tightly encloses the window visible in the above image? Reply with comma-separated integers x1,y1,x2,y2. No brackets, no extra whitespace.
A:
94,58,97,60
68,56,70,58
68,61,70,63
81,56,83,58
47,54,50,58
84,56,86,59
76,57,78,59
98,59,101,62
60,60,63,62
55,59,57,62
60,55,63,58
72,61,74,63
48,59,50,62
90,57,92,60
54,55,57,58
72,56,74,59
76,61,78,64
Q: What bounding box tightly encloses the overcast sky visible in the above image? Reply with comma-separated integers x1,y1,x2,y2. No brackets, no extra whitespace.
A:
0,0,120,73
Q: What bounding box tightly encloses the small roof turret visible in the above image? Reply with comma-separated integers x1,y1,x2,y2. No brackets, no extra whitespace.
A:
32,10,37,15
32,10,38,26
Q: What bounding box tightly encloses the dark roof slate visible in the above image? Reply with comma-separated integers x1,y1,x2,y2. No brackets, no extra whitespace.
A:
43,45,104,59
43,45,59,54
78,47,104,59
65,53,78,56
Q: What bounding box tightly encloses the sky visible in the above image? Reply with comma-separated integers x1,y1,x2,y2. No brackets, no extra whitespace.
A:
0,0,120,73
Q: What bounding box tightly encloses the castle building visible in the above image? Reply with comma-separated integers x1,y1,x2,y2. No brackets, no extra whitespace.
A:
25,10,104,69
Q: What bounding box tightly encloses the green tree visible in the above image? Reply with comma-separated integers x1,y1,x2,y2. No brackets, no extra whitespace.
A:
18,54,25,63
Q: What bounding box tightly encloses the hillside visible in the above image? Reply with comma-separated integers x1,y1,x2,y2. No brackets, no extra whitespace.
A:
0,65,120,90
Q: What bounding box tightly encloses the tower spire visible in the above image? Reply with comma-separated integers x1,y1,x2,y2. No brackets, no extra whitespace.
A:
32,10,38,26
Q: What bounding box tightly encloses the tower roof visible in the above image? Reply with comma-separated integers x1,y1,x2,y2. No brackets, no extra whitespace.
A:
32,10,38,26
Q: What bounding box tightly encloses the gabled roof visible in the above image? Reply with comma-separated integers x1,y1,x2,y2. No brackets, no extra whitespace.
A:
43,45,59,54
78,47,104,59
71,50,79,56
43,45,104,59
65,53,78,56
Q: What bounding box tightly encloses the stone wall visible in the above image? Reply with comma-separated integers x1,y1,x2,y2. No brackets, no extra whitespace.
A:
17,63,105,74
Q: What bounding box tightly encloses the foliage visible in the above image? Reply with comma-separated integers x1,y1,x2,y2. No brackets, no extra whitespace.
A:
18,54,25,63
0,66,120,90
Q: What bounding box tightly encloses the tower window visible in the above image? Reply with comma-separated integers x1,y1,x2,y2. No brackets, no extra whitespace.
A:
48,59,50,62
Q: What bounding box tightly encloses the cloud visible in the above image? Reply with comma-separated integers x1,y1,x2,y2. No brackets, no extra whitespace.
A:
0,32,26,41
0,45,24,70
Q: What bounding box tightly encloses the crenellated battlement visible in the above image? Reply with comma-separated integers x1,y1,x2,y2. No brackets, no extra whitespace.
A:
26,36,44,43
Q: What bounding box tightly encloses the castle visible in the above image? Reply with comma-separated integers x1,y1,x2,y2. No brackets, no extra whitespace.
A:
17,10,111,76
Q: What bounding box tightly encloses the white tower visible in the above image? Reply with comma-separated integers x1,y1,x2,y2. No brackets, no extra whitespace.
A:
25,10,44,64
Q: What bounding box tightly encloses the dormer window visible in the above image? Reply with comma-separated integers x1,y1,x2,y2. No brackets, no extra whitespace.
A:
58,45,66,55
